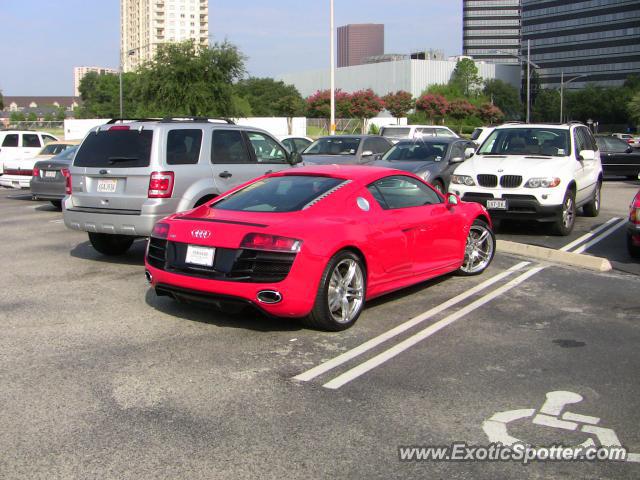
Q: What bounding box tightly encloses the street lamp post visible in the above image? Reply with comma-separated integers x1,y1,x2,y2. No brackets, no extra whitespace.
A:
559,71,588,123
329,0,335,135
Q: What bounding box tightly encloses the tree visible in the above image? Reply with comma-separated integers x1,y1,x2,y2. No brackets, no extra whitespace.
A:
532,89,560,123
305,89,350,118
449,99,476,133
450,58,483,97
275,94,306,134
10,112,26,123
132,40,245,117
346,89,385,133
382,91,414,123
478,103,504,124
55,106,67,121
27,112,37,122
76,71,126,118
483,79,522,120
629,91,640,126
0,90,3,110
415,93,449,124
234,77,304,117
44,112,55,122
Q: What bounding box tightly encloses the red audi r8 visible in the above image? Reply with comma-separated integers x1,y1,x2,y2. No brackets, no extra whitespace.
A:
145,166,495,331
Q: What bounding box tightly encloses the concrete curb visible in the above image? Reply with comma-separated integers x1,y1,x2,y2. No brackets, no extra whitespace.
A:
497,240,613,272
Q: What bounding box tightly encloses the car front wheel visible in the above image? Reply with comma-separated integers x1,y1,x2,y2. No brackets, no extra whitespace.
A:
552,190,576,236
303,251,366,331
458,219,495,276
88,232,134,255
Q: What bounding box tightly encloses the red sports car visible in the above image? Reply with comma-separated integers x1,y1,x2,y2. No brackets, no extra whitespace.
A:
145,166,495,331
628,189,640,259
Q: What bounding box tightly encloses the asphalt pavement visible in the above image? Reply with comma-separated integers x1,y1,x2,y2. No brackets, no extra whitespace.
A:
0,180,638,479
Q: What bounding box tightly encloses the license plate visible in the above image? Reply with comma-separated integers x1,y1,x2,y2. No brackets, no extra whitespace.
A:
97,179,117,193
185,245,215,267
487,199,507,210
44,170,56,178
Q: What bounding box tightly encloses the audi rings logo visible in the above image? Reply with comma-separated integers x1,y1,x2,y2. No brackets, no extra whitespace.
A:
191,229,211,239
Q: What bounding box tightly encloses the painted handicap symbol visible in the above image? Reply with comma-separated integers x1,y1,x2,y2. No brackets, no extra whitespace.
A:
483,390,640,463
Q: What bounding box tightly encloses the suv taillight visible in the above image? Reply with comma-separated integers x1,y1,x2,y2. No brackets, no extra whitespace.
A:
32,166,40,177
148,171,174,198
61,168,71,194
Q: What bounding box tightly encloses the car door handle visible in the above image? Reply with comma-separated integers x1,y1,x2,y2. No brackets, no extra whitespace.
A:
219,171,232,178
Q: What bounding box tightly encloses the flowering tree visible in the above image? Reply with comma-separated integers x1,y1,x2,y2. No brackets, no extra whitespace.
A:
449,99,477,133
347,89,385,133
478,103,505,124
305,89,350,118
415,93,449,124
382,91,414,123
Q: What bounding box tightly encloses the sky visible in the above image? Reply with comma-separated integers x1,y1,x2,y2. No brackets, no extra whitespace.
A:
0,0,462,96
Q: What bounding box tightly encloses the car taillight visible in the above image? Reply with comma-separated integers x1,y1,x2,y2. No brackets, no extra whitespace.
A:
240,233,302,253
33,166,40,177
151,222,170,239
61,168,71,194
148,171,174,198
631,192,640,225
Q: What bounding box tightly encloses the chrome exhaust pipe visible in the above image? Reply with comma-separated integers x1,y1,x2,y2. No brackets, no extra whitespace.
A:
257,290,282,304
145,270,153,284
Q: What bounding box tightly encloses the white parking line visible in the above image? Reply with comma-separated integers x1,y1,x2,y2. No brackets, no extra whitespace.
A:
323,267,544,389
572,218,627,254
293,261,530,383
559,217,621,252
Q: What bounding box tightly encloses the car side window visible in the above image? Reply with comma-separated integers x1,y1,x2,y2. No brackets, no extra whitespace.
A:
281,138,295,152
363,138,377,154
366,185,389,209
2,134,18,147
42,135,57,144
580,127,597,151
449,143,465,161
211,130,252,164
166,129,202,165
372,137,391,153
436,128,455,137
293,138,311,152
370,175,442,209
417,128,435,136
247,132,287,163
574,129,588,158
23,134,41,148
606,137,629,153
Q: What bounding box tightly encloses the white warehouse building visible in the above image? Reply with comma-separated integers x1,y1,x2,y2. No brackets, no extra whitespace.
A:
278,59,521,98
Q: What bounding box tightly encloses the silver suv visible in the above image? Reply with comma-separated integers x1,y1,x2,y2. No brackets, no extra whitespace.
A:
63,118,299,255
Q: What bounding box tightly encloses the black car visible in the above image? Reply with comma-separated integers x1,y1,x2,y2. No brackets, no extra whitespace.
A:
30,145,78,209
302,135,392,165
595,135,640,179
371,138,476,193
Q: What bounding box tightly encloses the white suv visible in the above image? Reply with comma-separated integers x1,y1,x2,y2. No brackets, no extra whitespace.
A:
380,125,458,143
450,123,602,235
0,130,59,174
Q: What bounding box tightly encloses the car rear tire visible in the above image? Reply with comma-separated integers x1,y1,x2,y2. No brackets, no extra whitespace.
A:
628,233,640,259
302,250,366,331
457,219,495,276
551,190,576,236
88,232,134,256
50,200,62,210
582,182,601,217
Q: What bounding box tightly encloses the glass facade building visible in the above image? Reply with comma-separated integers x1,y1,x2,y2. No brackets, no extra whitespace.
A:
463,0,521,64
522,0,640,89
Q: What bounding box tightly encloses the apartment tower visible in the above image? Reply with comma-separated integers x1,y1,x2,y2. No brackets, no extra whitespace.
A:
463,0,521,64
121,0,209,72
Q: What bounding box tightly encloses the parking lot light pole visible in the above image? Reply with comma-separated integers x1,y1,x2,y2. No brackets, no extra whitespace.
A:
329,0,335,135
559,72,588,123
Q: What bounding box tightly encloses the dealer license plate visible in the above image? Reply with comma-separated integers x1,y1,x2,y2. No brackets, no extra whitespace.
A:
97,179,117,193
45,170,57,178
185,245,215,267
486,199,507,210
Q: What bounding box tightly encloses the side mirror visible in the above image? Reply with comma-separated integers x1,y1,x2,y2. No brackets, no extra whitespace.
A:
289,151,303,165
579,150,595,161
362,150,374,157
465,147,476,159
445,192,460,206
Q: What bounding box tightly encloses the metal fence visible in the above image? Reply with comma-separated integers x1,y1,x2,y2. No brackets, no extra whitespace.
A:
307,118,367,136
2,120,65,130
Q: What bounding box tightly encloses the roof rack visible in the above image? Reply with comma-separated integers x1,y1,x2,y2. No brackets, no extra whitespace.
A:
159,117,236,124
106,118,162,124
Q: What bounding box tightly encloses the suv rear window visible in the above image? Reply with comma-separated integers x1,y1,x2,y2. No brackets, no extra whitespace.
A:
74,130,153,168
381,127,410,137
213,175,344,213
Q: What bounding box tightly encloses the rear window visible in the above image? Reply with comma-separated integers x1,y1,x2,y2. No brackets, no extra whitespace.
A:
303,137,361,155
213,175,345,213
74,130,153,168
381,127,411,138
40,143,71,155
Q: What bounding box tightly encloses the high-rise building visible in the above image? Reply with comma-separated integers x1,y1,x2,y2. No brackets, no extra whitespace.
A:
121,0,209,72
522,0,640,89
337,24,384,68
462,0,521,64
73,66,119,97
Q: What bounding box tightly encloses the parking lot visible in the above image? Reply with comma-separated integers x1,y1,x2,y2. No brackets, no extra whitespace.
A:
1,178,639,479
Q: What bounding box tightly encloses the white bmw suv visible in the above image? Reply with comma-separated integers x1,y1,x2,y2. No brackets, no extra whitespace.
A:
449,122,602,235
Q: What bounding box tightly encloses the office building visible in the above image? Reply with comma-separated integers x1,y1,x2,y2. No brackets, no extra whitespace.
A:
121,0,209,72
462,0,521,64
73,66,119,97
337,24,384,68
522,0,640,89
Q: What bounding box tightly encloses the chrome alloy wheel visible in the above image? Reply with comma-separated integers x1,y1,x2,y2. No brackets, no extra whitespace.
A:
562,196,575,229
461,224,495,274
327,258,364,324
